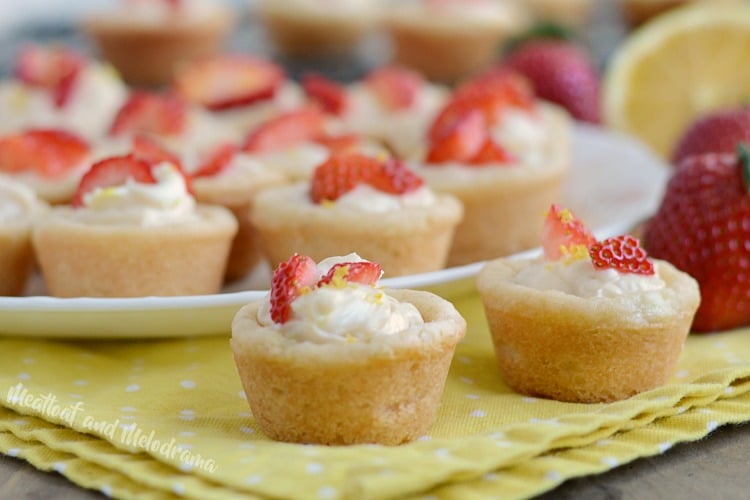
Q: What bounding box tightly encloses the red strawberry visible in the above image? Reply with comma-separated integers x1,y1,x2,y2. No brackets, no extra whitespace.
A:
501,39,601,123
15,45,84,108
589,235,654,275
0,129,90,179
132,135,182,169
426,109,486,164
269,253,318,324
312,134,360,154
671,106,750,165
309,153,424,203
192,143,237,178
428,70,534,142
542,204,596,260
318,262,383,287
365,65,423,111
379,157,424,193
71,155,156,208
468,138,514,166
310,153,383,203
302,73,348,115
644,148,750,332
241,107,327,153
109,91,188,137
173,55,284,111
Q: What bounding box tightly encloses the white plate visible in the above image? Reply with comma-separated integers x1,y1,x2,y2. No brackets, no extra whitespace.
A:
0,125,669,339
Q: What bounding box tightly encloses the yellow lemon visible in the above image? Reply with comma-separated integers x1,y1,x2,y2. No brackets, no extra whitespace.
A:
603,3,750,159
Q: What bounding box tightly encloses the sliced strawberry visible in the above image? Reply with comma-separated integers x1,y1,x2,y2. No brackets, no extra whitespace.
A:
269,253,319,324
425,109,486,164
379,157,424,193
542,204,596,261
173,55,284,111
365,65,423,111
312,133,360,154
71,155,156,208
589,235,654,275
192,143,237,178
241,107,327,154
429,70,535,142
318,262,382,287
131,135,193,193
109,91,188,137
468,138,515,166
310,153,383,203
0,129,89,179
132,135,182,169
16,45,84,108
302,73,348,115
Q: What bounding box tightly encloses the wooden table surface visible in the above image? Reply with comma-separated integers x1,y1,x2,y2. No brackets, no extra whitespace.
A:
2,421,750,499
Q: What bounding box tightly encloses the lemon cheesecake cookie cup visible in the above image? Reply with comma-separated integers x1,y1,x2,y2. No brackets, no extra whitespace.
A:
231,253,467,445
33,155,237,297
477,205,700,403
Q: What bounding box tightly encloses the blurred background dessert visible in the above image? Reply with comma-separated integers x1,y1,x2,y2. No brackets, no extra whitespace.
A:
82,0,233,87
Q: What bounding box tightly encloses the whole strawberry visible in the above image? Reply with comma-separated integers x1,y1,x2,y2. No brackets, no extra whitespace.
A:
644,147,750,332
500,39,601,123
671,106,750,165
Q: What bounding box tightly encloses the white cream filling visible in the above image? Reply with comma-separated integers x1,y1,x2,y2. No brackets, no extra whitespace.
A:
257,253,424,343
334,184,437,213
0,175,39,222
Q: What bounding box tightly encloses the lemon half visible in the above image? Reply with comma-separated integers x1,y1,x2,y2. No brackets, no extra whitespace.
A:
604,4,750,159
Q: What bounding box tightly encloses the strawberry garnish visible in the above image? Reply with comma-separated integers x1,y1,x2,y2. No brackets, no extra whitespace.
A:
318,262,382,287
71,155,156,208
312,134,361,154
269,253,318,324
192,143,237,178
426,109,486,164
241,107,327,153
109,91,188,137
645,147,750,331
173,55,284,111
468,138,514,165
589,235,655,275
132,135,182,169
0,129,89,179
302,73,348,115
15,45,84,108
365,65,423,111
542,204,596,261
310,153,424,203
429,70,535,142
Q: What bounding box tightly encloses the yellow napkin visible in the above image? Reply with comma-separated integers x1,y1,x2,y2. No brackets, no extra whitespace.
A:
2,291,750,500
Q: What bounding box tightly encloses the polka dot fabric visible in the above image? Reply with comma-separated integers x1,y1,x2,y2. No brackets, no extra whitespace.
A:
2,292,750,499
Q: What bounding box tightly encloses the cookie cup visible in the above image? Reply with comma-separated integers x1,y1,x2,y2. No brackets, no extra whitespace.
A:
386,7,526,82
416,104,570,267
250,185,463,277
0,208,47,297
32,205,237,297
193,169,287,281
230,288,467,445
82,11,232,86
256,1,380,57
476,258,701,403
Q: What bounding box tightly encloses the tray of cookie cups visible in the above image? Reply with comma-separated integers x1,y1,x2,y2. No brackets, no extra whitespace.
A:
32,154,237,298
409,69,571,267
0,176,47,296
231,253,467,445
385,0,529,82
82,0,233,87
476,205,701,403
254,0,384,58
250,151,464,278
